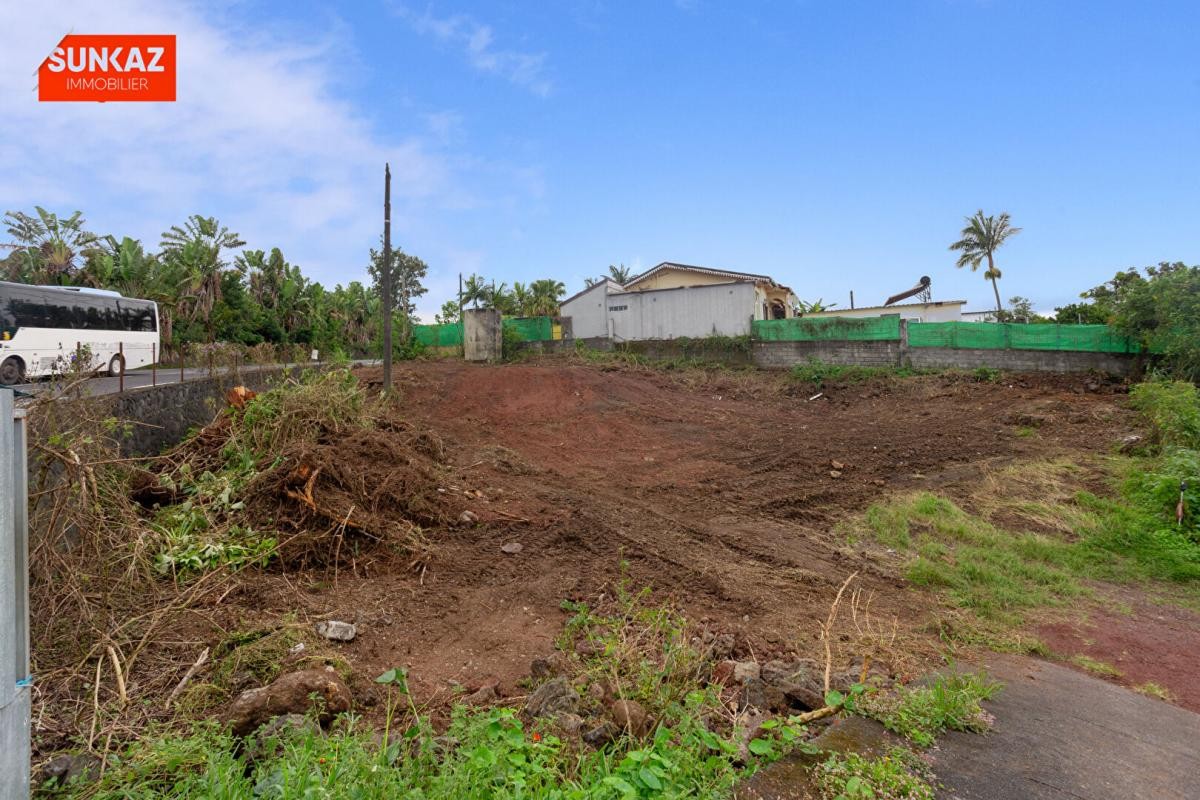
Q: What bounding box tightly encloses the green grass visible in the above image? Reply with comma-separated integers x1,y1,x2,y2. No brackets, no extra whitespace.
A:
787,361,932,388
1134,682,1173,701
863,474,1200,626
856,672,1001,748
1070,655,1122,678
864,492,1091,623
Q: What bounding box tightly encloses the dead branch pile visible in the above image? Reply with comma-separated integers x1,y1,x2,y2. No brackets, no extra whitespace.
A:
24,366,461,760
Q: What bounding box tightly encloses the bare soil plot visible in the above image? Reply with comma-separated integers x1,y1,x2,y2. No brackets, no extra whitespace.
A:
213,359,1175,710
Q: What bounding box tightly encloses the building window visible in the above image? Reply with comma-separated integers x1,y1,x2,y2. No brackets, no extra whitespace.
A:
608,305,628,312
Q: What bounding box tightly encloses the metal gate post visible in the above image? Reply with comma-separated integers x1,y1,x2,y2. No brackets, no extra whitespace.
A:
1,387,32,799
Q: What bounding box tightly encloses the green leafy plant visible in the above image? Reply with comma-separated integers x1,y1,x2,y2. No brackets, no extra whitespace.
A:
814,748,935,800
856,671,1001,747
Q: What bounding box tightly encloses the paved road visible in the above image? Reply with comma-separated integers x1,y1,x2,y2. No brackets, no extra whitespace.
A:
934,655,1200,800
735,654,1200,800
5,360,380,398
7,365,289,397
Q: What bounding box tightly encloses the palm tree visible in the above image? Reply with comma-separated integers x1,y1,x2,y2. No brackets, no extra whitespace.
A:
462,274,488,309
160,215,245,340
3,207,99,282
511,282,534,316
530,278,566,317
949,210,1021,314
607,263,632,285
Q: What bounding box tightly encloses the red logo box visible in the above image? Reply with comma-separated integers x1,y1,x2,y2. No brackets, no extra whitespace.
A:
39,34,176,102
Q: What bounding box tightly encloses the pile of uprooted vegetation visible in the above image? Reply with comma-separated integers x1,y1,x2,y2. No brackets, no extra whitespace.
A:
41,576,999,799
26,367,462,761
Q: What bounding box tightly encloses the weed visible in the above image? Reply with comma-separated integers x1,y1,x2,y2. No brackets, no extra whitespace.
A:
1070,655,1122,678
813,748,935,800
856,671,1001,747
556,582,712,718
788,361,930,389
1134,682,1173,701
1015,426,1038,438
970,366,1002,383
1129,380,1200,450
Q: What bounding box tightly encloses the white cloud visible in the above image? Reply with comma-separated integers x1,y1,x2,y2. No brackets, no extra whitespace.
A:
396,5,553,97
0,0,538,317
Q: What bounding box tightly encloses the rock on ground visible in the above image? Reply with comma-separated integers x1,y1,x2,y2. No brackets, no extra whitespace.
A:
609,698,652,736
225,667,352,737
314,620,357,642
524,677,580,719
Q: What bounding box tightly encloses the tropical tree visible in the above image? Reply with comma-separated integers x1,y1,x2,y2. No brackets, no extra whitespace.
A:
160,215,246,341
511,282,534,316
3,207,100,282
608,263,633,285
529,278,566,316
949,210,1021,314
435,300,461,325
796,298,837,314
367,241,428,326
462,274,488,309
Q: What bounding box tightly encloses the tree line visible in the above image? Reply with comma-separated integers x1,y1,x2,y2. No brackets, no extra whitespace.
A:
1,207,424,358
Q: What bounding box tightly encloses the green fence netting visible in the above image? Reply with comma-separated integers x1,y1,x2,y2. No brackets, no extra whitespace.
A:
907,322,1141,353
413,322,462,347
503,316,554,341
412,316,555,348
752,315,902,342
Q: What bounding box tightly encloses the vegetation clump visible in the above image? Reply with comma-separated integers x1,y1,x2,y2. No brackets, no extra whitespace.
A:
814,748,935,800
855,672,1000,747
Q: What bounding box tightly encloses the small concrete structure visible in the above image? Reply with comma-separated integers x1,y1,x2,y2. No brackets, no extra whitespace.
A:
463,308,502,362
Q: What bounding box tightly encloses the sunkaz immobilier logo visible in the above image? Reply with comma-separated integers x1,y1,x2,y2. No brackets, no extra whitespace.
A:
38,34,176,102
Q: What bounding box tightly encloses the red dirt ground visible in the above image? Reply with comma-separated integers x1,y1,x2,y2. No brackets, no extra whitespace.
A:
207,358,1200,713
1037,591,1200,711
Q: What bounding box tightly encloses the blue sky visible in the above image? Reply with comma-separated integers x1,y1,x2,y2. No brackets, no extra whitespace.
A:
3,1,1198,319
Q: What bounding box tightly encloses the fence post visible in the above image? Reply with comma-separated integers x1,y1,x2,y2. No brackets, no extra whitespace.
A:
1,387,32,800
179,353,184,385
75,341,81,371
152,343,157,387
118,342,125,393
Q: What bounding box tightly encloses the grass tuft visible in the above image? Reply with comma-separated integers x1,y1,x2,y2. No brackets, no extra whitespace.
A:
856,671,1001,748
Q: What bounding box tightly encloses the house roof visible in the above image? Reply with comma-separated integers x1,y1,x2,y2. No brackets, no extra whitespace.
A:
559,278,623,307
625,262,792,293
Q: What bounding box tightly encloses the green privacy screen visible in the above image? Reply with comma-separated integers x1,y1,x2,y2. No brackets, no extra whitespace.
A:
907,322,1141,353
753,315,902,341
502,316,554,341
412,316,555,347
413,322,463,347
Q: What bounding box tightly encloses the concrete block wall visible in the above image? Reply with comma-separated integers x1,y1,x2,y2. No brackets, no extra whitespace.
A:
752,340,901,369
907,347,1135,376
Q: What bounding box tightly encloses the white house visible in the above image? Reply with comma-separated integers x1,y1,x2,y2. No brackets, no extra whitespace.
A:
560,262,799,341
803,299,966,323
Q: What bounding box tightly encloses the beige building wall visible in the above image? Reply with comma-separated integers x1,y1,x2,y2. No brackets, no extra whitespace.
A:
625,268,739,291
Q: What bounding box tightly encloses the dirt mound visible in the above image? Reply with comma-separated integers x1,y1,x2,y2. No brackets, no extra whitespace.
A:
151,376,466,568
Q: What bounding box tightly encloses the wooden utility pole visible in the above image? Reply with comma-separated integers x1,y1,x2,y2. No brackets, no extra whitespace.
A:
382,163,392,391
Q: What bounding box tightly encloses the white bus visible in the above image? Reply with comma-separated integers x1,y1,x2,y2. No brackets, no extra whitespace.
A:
0,281,159,384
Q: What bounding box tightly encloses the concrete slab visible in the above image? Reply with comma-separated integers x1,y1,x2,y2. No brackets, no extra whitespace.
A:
934,655,1200,800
